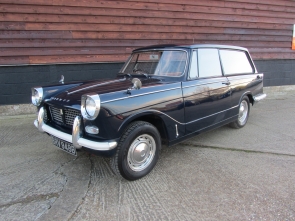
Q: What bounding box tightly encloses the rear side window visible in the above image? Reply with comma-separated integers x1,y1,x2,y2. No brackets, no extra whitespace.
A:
198,49,222,78
220,50,253,75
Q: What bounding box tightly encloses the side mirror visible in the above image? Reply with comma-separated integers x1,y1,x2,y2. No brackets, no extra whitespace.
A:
127,78,142,94
132,78,142,90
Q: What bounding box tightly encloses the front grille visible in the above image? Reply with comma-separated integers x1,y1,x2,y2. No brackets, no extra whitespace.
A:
49,106,63,124
43,108,48,122
64,108,80,126
48,106,80,126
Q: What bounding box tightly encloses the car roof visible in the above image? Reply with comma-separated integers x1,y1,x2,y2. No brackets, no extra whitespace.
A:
133,44,248,52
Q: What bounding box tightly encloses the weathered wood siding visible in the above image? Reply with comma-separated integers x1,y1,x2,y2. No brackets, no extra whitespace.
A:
0,0,294,65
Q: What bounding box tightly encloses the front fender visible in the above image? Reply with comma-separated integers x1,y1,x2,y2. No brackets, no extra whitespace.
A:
118,110,167,134
117,106,185,143
95,82,184,141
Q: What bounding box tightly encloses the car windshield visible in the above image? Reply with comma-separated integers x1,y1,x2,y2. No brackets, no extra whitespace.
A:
120,50,187,77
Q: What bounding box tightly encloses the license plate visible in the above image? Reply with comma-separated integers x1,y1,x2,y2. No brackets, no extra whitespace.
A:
52,136,77,156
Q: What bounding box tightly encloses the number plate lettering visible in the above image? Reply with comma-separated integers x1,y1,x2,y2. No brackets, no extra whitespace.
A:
51,136,77,156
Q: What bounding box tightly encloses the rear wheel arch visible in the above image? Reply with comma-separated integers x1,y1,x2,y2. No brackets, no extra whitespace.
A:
230,95,250,129
247,94,254,106
238,91,254,106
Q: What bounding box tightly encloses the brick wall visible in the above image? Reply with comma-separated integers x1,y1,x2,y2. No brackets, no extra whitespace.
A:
0,0,295,65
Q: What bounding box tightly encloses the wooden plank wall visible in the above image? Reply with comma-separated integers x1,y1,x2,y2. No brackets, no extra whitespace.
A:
0,0,294,65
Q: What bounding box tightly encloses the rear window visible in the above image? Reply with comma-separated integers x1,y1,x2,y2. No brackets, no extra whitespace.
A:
219,50,253,75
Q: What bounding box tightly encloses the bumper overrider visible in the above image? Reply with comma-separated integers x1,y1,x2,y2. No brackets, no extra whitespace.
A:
34,107,118,151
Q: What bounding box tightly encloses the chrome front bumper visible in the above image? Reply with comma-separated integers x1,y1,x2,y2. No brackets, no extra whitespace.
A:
34,107,117,151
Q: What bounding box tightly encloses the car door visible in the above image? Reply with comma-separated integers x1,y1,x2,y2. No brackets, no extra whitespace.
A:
219,49,263,116
182,48,232,134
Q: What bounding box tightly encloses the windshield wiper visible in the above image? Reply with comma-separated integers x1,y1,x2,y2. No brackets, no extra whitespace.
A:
119,72,149,79
132,69,149,78
125,73,132,78
118,73,132,78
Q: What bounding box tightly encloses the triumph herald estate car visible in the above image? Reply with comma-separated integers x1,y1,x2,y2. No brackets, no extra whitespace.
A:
32,44,266,180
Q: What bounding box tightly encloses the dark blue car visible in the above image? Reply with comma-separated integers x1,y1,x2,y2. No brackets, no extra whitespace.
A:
32,44,266,180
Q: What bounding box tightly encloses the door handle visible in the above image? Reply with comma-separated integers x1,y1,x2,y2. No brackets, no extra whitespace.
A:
222,81,231,85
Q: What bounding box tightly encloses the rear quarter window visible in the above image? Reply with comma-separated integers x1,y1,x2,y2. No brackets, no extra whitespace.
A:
219,50,254,75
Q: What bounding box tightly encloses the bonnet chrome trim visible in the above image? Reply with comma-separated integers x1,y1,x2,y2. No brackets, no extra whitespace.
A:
101,87,181,104
67,78,126,95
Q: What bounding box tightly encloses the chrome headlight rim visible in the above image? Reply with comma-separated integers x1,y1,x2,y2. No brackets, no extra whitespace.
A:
31,87,43,106
81,93,100,120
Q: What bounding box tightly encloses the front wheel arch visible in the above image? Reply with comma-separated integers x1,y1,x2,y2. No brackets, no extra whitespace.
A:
117,112,169,145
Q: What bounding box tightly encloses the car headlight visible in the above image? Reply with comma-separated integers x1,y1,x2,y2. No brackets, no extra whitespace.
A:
81,93,100,120
31,87,43,106
85,97,96,116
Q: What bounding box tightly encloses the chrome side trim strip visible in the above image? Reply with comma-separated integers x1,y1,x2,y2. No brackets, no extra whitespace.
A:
175,124,179,138
186,105,239,125
125,109,184,125
101,87,181,104
182,80,225,88
225,75,255,80
183,75,257,89
127,105,239,125
184,114,239,137
253,93,267,102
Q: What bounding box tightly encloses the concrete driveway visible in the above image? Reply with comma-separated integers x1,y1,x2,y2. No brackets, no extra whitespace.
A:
1,93,295,221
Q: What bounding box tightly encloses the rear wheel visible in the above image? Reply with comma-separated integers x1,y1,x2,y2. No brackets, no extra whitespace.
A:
110,121,161,180
230,96,250,129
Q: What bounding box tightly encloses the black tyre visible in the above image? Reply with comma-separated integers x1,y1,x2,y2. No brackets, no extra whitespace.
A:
230,96,250,129
110,121,161,181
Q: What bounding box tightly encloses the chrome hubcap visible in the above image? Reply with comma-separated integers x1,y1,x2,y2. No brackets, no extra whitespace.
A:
238,100,248,125
127,134,156,172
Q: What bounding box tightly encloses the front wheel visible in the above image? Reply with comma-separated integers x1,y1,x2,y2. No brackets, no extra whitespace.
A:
110,121,161,180
229,96,250,129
